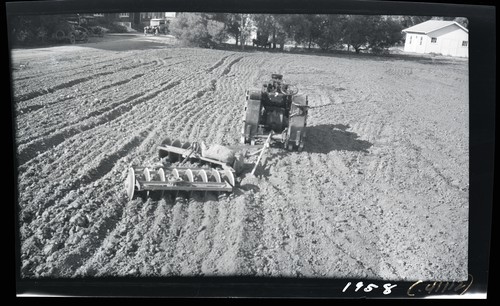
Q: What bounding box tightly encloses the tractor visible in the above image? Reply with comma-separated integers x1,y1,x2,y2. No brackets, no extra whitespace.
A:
241,74,309,151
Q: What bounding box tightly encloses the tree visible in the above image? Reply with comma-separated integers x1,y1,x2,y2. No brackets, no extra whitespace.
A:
212,13,240,46
315,14,346,51
342,15,373,53
453,17,468,29
343,15,403,53
207,19,227,45
289,14,322,49
393,15,433,29
253,14,274,44
429,16,468,29
271,14,295,50
238,14,253,49
366,18,403,53
170,13,226,48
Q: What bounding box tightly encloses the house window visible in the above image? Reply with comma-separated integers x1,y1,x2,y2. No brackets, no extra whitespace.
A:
420,37,423,45
93,13,104,17
409,36,412,44
431,37,437,43
462,41,468,47
119,13,130,18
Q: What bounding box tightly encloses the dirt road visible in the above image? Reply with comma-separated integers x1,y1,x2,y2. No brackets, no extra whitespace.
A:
12,34,469,281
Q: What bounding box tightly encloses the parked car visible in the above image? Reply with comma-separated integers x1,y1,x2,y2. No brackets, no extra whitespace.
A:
51,21,88,44
149,18,167,34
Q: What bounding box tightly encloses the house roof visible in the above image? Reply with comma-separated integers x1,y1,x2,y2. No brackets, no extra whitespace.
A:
402,20,468,34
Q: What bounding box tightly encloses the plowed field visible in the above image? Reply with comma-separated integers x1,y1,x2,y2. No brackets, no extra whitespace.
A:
12,34,469,281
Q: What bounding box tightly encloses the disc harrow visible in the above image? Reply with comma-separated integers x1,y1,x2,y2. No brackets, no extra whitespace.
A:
124,166,235,200
124,138,238,201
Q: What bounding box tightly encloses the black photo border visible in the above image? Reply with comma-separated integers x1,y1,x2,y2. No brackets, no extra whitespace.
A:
6,0,495,299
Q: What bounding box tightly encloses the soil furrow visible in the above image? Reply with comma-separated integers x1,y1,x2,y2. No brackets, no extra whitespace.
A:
17,79,184,165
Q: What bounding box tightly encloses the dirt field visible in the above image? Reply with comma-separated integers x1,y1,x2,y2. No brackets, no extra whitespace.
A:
12,34,469,281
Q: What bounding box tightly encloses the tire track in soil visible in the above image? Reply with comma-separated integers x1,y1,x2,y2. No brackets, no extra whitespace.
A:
12,52,170,91
173,81,218,141
213,195,249,275
14,56,199,144
174,197,206,275
221,56,243,76
183,58,246,143
231,190,266,276
14,55,170,115
214,55,265,144
206,54,230,73
168,54,244,142
209,54,278,145
12,52,141,82
16,73,147,116
14,58,159,103
15,70,117,103
161,198,189,275
139,198,175,275
17,78,185,166
97,73,145,90
192,195,220,275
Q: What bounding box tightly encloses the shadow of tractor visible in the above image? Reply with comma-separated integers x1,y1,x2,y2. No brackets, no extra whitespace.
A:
304,124,373,153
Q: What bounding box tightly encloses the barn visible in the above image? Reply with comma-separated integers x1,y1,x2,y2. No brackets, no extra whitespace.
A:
402,20,468,57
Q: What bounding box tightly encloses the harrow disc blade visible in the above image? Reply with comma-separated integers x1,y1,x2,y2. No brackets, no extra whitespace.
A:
125,167,136,200
223,168,235,187
158,168,166,181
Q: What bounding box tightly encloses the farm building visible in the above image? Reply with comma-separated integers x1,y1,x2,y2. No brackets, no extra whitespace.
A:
402,20,468,57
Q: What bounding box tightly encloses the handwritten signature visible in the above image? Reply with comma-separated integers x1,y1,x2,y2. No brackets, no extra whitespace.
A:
407,274,473,296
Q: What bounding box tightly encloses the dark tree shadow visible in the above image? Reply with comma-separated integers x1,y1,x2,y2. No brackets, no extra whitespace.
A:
304,124,373,154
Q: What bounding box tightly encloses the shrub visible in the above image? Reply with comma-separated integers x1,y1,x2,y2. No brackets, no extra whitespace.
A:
106,23,128,33
170,13,226,48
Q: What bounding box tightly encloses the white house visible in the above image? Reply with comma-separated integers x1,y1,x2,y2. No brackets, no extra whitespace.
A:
402,20,468,57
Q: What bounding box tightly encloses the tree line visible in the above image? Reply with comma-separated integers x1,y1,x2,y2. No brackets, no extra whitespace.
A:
170,13,468,53
8,13,468,52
